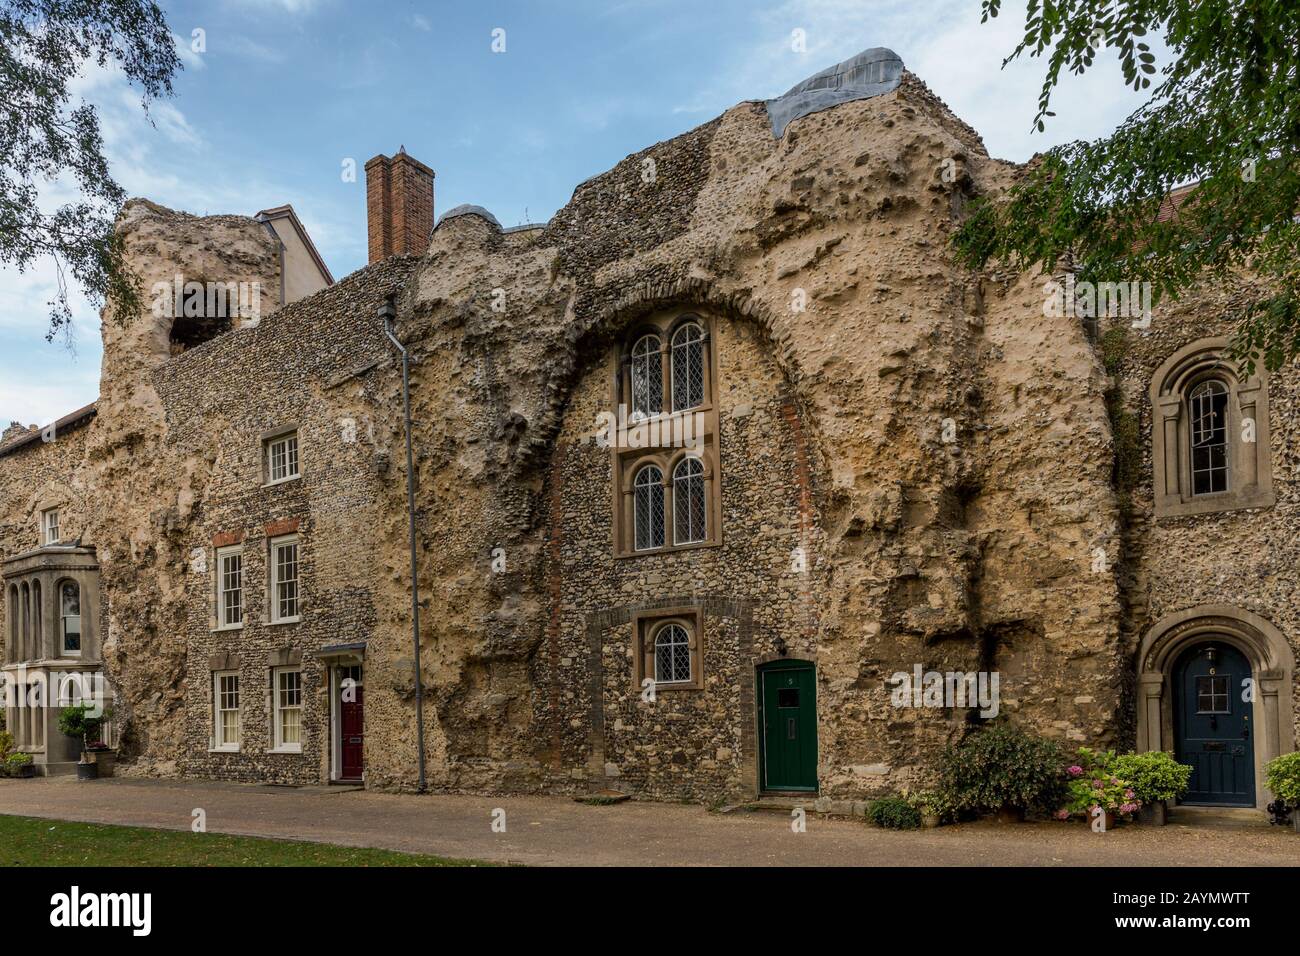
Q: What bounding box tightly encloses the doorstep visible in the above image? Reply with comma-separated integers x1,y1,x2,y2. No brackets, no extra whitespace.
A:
1170,805,1269,829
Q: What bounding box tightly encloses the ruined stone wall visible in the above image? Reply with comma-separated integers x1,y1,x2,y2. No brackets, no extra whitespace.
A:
1,66,1146,802
538,315,819,801
381,71,1126,800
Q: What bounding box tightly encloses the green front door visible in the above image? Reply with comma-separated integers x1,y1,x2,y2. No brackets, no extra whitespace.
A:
759,660,817,792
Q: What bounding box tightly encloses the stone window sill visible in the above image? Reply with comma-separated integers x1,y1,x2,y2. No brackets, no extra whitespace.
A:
267,746,302,755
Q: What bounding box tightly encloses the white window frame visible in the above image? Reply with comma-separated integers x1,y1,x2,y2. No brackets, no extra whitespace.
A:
59,579,82,658
41,508,59,545
271,666,303,753
269,535,300,624
264,431,300,485
216,545,244,630
212,671,241,752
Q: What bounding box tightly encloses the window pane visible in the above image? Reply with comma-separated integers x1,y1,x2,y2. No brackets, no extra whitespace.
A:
671,324,705,411
673,458,706,544
275,541,299,619
630,335,662,417
653,624,691,683
634,466,664,550
1189,381,1229,496
221,552,243,625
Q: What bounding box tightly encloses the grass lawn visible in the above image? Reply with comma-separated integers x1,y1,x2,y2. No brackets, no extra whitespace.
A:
0,814,489,867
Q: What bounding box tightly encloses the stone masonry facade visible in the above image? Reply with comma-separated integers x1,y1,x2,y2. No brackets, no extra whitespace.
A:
0,51,1295,809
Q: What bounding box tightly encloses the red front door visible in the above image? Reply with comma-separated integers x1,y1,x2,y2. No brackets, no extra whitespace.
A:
340,686,364,781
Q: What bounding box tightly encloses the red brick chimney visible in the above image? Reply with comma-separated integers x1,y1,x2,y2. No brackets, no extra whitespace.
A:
365,148,435,263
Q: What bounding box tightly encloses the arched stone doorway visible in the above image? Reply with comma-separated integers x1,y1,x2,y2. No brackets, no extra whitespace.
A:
1137,605,1295,810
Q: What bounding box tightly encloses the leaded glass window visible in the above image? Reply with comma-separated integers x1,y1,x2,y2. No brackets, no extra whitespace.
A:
673,456,706,544
634,465,665,550
630,334,663,419
670,322,705,411
653,623,691,684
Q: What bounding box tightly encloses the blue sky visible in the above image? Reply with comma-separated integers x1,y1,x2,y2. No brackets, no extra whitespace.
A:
0,0,1155,426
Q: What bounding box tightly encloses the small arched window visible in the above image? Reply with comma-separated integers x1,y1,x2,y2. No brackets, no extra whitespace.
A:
1151,337,1274,518
629,334,662,419
60,580,81,656
670,322,705,411
653,623,692,684
633,465,665,551
1188,379,1229,496
673,456,706,544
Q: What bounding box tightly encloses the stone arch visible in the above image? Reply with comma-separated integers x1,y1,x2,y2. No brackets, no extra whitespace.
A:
1149,336,1274,517
521,277,825,498
1136,604,1295,809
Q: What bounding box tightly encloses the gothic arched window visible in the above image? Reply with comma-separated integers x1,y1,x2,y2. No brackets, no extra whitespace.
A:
633,464,665,551
653,622,692,684
1151,337,1274,518
673,456,706,545
629,334,662,419
670,322,705,412
1188,379,1229,496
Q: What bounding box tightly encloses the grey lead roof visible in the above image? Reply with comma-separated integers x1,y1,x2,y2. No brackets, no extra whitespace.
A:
435,204,503,230
765,47,904,137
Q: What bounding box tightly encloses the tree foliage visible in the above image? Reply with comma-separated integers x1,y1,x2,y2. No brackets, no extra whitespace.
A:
0,0,179,339
953,0,1300,373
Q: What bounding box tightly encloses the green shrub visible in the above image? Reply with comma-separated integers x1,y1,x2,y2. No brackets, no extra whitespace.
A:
938,723,1066,814
0,729,13,761
4,752,33,775
908,788,959,823
1113,751,1192,804
57,704,104,754
1264,752,1300,806
867,796,921,830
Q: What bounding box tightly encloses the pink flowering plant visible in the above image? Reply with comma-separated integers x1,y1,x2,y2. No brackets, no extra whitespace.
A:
1061,747,1141,819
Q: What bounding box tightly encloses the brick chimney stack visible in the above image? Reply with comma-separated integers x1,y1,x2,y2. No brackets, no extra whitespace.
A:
365,147,435,263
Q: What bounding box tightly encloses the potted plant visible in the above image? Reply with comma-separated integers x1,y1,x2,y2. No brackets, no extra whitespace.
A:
85,741,116,778
909,788,957,828
1264,752,1300,833
1113,750,1192,825
937,723,1066,822
58,704,105,781
4,752,35,778
1061,748,1140,830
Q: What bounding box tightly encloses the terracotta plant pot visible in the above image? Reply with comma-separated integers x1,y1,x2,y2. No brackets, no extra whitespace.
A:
1088,808,1117,831
921,812,942,829
1138,800,1167,826
76,760,98,781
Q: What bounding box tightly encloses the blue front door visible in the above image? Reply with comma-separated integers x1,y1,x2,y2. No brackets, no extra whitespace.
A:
1173,642,1255,807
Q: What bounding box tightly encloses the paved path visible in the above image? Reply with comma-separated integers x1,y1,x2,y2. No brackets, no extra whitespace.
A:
2,777,1296,866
